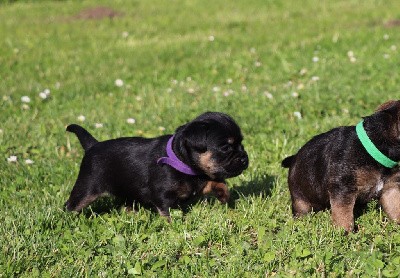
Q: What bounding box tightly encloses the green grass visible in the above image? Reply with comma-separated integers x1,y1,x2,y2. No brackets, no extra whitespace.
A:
1,0,400,276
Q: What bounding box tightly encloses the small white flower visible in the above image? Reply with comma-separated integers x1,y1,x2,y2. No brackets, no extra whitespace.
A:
187,88,195,94
349,56,357,63
264,92,273,99
39,92,47,99
241,85,247,92
21,96,31,103
171,79,178,85
347,50,354,58
212,86,220,92
186,76,192,82
311,76,320,81
299,68,307,75
95,123,103,128
25,159,34,165
208,35,215,42
158,126,166,131
383,34,389,40
226,78,233,84
166,88,173,93
122,31,129,38
391,45,397,51
22,104,30,110
136,96,142,101
77,115,86,122
44,89,50,96
254,61,262,67
383,54,390,59
297,83,304,90
0,129,3,134
7,155,17,163
291,92,299,98
250,47,256,53
312,56,319,63
293,111,302,119
126,118,136,124
115,79,124,87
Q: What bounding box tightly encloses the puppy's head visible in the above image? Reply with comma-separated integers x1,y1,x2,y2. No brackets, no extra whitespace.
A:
175,112,248,180
369,100,400,142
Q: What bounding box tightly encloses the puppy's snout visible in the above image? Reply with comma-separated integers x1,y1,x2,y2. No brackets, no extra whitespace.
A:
237,153,249,168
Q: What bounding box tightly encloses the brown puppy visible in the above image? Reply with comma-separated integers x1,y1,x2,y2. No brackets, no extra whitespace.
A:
282,100,400,232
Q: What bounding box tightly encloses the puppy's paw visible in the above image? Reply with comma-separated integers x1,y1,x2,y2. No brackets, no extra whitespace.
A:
202,181,230,204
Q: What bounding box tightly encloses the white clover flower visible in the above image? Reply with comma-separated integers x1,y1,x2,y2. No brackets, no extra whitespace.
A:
122,31,129,38
7,155,17,163
115,79,124,87
44,89,50,96
22,104,30,110
383,34,389,40
299,68,307,75
291,92,299,98
264,92,273,99
39,92,48,99
297,83,304,90
349,57,357,63
126,118,136,124
254,61,262,67
208,35,215,42
21,96,31,103
311,76,320,82
25,159,34,165
391,45,397,51
95,123,103,128
212,86,220,92
312,56,319,63
241,85,247,92
347,51,354,58
136,96,142,101
158,126,166,131
293,111,302,119
187,88,195,94
186,76,192,82
77,115,86,122
226,78,233,84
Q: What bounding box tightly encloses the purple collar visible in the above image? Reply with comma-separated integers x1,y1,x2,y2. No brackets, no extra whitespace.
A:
157,136,198,175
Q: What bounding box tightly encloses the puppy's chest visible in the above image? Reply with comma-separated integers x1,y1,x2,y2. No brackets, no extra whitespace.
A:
356,169,384,200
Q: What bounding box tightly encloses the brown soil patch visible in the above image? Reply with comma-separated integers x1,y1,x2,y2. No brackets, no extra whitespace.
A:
74,6,123,20
384,19,400,28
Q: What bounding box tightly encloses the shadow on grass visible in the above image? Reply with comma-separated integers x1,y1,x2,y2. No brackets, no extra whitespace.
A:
76,174,277,217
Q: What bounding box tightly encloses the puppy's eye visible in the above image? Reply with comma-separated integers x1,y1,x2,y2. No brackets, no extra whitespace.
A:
220,144,232,152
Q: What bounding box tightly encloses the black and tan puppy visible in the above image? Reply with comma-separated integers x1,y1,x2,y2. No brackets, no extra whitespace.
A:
282,100,400,232
65,112,248,220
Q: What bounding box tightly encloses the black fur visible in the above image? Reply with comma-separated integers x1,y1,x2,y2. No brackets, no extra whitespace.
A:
65,112,248,219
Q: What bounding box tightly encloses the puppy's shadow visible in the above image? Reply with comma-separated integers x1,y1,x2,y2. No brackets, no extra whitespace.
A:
228,174,277,208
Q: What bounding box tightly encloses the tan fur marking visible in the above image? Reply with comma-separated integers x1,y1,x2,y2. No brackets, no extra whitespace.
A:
202,181,230,204
199,151,218,178
72,194,102,211
380,187,400,222
355,169,382,200
330,197,356,232
292,199,312,216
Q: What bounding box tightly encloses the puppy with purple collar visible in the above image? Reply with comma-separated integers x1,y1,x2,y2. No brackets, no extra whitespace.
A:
65,112,249,220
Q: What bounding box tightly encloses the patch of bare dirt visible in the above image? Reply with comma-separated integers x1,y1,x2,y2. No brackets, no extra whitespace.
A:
74,6,123,20
384,19,400,28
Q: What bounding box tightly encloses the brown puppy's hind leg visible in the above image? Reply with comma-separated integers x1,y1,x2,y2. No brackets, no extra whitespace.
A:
202,181,230,204
330,195,356,232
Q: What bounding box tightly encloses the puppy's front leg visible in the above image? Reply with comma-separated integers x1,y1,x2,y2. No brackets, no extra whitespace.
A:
330,194,356,232
380,178,400,222
202,181,230,204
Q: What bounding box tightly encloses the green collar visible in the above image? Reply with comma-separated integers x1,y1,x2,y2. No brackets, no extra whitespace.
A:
356,120,398,168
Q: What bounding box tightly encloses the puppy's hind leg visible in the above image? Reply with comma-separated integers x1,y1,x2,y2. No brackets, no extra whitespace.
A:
65,177,103,212
329,193,356,233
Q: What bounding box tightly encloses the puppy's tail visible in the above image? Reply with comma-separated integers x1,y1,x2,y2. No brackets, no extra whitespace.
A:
66,124,98,151
281,155,296,168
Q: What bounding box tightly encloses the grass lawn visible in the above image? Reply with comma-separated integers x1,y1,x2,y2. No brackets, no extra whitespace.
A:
1,0,400,276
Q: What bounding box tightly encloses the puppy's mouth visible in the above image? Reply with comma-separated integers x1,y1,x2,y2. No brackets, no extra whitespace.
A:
214,153,249,179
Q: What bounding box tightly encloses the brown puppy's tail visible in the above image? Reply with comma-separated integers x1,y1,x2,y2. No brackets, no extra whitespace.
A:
281,155,296,168
66,124,98,151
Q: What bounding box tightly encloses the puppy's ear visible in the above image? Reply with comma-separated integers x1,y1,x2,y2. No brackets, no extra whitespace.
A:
178,121,208,152
375,100,400,113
